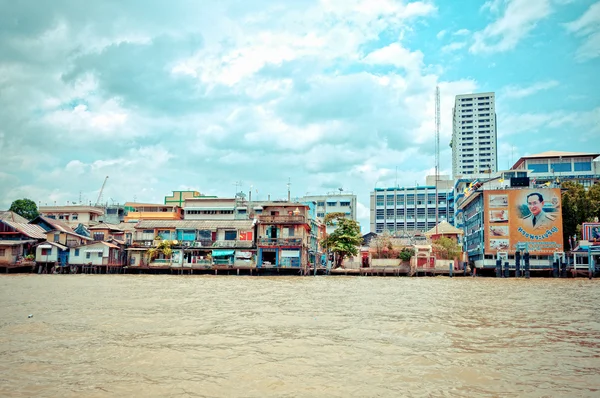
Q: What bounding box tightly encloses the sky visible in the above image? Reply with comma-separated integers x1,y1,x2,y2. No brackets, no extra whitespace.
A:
1,0,599,232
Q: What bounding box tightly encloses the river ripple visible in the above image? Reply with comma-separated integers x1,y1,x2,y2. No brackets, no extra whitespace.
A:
0,275,599,397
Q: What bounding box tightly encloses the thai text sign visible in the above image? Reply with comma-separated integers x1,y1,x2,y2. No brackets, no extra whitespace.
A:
484,188,563,254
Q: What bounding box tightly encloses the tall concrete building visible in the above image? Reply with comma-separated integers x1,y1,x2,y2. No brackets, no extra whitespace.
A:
369,176,455,234
452,92,498,178
300,192,357,234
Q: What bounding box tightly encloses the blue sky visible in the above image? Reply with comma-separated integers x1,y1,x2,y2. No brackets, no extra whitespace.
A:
1,0,599,231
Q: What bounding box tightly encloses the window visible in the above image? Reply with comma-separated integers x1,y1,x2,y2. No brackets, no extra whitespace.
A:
53,234,60,242
551,162,571,172
317,212,325,217
42,248,51,256
327,201,337,207
339,201,350,207
529,164,549,173
86,252,91,259
0,248,5,256
317,201,325,206
98,252,102,258
75,249,80,256
288,227,295,237
574,162,592,171
72,215,78,220
224,230,237,240
93,232,105,241
237,209,247,214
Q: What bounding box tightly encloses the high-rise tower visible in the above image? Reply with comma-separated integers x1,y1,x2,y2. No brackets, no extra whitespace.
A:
451,92,498,178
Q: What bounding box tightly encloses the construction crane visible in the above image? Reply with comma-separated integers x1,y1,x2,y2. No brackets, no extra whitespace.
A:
95,176,109,207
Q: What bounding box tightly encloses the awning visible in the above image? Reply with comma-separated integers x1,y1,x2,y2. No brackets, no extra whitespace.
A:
38,244,52,249
212,249,234,257
85,249,103,253
236,251,253,259
281,250,300,258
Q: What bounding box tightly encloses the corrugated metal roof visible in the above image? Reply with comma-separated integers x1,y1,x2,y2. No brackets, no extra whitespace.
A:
1,221,48,239
0,211,29,223
135,219,255,230
73,241,120,249
37,215,75,232
0,239,37,246
117,222,138,231
89,223,123,231
36,241,68,250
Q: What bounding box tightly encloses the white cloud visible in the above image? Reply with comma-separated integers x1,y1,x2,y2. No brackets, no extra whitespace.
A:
471,0,553,53
453,29,471,36
501,80,559,98
362,43,424,72
441,42,467,52
564,2,600,61
436,30,447,39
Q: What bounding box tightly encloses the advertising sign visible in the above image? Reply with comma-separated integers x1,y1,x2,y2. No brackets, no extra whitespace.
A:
484,188,563,254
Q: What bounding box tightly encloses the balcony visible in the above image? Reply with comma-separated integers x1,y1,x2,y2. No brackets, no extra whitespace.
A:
258,215,306,224
259,238,303,247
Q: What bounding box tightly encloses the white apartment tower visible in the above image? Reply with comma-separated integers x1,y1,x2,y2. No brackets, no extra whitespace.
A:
451,92,498,178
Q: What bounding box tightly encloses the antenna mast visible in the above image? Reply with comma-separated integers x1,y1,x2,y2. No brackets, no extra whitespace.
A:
435,86,440,233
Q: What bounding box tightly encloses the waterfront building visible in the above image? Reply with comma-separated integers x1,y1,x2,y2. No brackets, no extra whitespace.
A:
369,176,455,234
458,184,564,270
0,212,46,270
256,202,312,269
299,192,357,234
451,92,498,178
38,205,104,227
128,219,256,268
99,205,127,224
123,202,183,222
510,151,600,188
69,241,125,268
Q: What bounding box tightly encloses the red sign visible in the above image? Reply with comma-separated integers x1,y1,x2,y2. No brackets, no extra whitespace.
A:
239,231,253,241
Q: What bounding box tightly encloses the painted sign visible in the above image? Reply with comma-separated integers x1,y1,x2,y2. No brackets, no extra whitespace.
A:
484,188,563,254
239,231,254,241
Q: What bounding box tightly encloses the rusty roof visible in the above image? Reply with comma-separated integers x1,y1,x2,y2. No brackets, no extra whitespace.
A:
135,219,255,230
1,221,48,239
0,211,30,223
37,215,75,232
88,222,123,231
0,239,38,246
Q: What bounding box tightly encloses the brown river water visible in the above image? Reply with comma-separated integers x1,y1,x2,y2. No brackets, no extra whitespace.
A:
1,275,599,397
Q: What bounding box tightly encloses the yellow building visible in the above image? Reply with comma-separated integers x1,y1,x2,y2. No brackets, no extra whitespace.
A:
123,203,183,223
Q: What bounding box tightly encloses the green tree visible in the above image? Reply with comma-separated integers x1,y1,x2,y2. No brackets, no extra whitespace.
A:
587,184,600,221
9,198,39,221
432,236,462,260
322,213,362,268
398,247,414,262
561,182,589,244
148,239,174,261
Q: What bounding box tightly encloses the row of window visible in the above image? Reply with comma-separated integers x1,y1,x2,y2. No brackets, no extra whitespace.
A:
316,201,351,207
186,210,234,215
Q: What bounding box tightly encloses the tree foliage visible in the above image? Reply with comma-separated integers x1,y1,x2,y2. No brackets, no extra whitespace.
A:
561,182,600,245
321,214,362,268
9,198,39,221
398,247,414,262
148,239,174,260
432,236,462,260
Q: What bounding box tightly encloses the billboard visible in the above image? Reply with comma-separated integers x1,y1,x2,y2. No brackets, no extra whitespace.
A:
484,188,563,255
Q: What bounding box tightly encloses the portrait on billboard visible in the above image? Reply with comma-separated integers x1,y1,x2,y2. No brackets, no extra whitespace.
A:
484,188,564,255
489,225,509,237
489,209,508,223
517,191,559,231
490,239,509,251
489,194,508,207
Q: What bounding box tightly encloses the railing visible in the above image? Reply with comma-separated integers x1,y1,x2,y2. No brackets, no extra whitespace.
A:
259,238,303,246
258,215,306,224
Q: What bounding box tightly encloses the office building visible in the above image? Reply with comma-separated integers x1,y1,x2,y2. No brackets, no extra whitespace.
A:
300,192,357,234
451,92,498,178
369,176,454,234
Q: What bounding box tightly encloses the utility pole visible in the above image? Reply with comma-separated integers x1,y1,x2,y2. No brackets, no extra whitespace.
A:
287,178,291,202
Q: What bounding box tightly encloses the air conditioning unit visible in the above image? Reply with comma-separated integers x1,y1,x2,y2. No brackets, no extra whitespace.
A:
144,241,151,247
